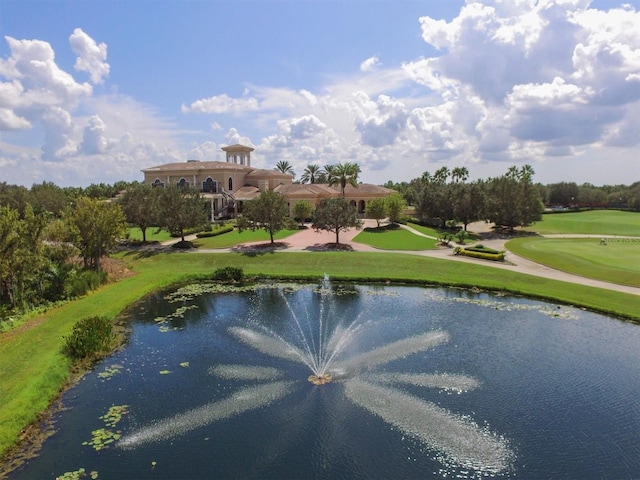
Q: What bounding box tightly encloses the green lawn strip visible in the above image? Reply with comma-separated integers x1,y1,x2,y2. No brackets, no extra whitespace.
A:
406,222,442,238
192,228,299,248
126,227,172,242
353,225,438,250
405,222,481,242
522,210,640,236
2,251,639,458
506,237,640,287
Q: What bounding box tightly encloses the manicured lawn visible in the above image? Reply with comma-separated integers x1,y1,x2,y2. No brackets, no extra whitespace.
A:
521,210,640,236
506,237,640,287
354,225,438,250
406,222,442,238
1,250,639,459
406,222,480,242
126,227,172,242
193,228,299,248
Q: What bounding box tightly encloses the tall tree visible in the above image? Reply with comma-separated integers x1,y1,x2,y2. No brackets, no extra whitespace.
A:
300,164,325,184
119,183,158,242
453,180,486,231
312,197,362,244
385,192,406,223
547,182,579,206
327,162,360,196
65,197,127,270
486,165,543,232
415,167,452,227
30,181,68,216
451,167,469,183
275,160,295,178
237,190,292,244
157,186,208,242
0,205,23,307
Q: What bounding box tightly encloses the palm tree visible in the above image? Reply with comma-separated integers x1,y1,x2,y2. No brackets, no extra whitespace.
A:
300,164,325,184
451,167,469,183
323,164,336,181
327,162,360,196
275,160,295,178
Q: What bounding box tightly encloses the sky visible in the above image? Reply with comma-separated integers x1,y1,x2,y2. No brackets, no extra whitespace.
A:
1,0,639,188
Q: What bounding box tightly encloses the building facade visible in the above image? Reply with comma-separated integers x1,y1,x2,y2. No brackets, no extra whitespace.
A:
141,144,394,220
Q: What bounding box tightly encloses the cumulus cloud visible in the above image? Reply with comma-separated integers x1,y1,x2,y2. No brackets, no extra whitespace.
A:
0,31,189,185
224,127,253,147
69,28,110,84
182,94,260,114
405,0,640,169
79,115,108,154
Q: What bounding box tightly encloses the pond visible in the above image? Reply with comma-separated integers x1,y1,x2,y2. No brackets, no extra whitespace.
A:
10,280,640,479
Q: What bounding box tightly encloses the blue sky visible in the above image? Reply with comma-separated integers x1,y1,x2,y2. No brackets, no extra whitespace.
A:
1,0,639,187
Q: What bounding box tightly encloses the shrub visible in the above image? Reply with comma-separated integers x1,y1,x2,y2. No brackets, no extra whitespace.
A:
63,316,115,360
171,240,194,249
65,269,108,298
454,248,505,261
455,230,468,244
212,267,244,283
196,225,234,238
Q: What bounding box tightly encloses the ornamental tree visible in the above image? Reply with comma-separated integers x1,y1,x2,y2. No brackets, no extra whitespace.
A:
312,197,362,245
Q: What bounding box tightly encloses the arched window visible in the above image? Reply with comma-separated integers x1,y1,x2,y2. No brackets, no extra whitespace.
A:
202,177,217,193
152,178,164,188
177,178,188,189
358,200,366,213
228,177,233,191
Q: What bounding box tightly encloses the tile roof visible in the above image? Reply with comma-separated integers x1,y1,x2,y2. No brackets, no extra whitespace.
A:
142,161,253,173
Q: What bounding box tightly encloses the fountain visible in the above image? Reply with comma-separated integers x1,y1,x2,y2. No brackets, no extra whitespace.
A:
118,276,513,474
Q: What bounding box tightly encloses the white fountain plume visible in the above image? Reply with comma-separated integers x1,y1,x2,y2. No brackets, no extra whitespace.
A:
119,381,294,449
343,378,511,473
277,279,365,377
208,364,284,381
376,372,480,393
335,331,450,374
229,326,311,368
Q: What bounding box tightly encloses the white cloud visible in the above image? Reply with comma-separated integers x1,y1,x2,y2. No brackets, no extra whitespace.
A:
182,94,260,114
224,127,253,147
0,32,191,185
0,35,92,107
69,28,110,84
360,56,380,72
79,115,107,154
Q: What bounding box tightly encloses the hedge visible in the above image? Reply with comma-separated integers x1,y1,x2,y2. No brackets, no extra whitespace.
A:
454,246,505,261
196,225,235,238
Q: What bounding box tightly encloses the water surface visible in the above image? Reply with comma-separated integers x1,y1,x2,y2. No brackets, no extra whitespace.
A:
11,282,640,479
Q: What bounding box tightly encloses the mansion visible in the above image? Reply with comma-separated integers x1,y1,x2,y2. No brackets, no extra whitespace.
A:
142,144,393,220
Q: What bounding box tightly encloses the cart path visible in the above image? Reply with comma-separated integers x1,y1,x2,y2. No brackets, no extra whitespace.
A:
182,220,640,297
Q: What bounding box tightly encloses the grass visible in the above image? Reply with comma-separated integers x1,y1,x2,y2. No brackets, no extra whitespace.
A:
1,249,639,459
521,210,640,236
406,222,480,243
193,228,299,248
353,224,439,250
506,237,640,287
126,227,172,242
406,222,442,238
